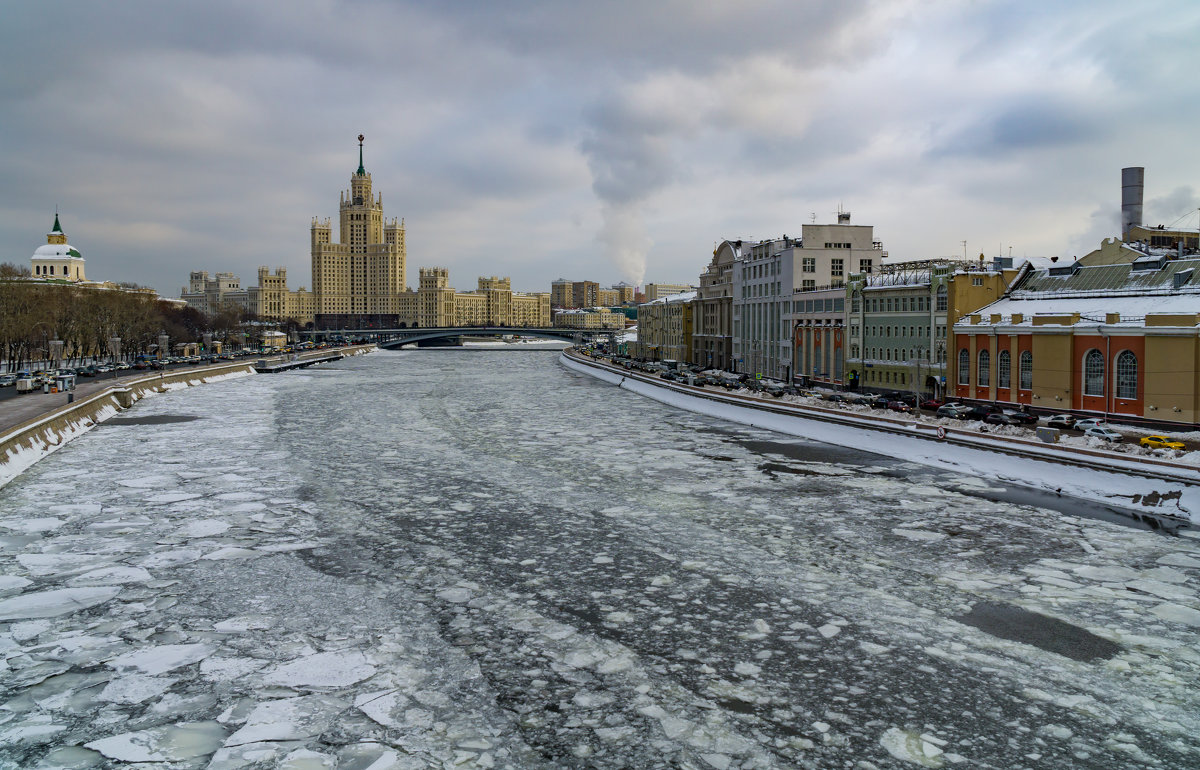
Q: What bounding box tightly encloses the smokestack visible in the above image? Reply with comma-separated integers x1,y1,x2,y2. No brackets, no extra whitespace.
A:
1121,166,1144,240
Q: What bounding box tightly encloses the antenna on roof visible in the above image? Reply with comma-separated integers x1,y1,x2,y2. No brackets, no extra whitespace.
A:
810,212,816,224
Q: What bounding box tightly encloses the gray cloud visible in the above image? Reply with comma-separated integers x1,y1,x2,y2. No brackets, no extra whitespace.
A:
1,1,1198,297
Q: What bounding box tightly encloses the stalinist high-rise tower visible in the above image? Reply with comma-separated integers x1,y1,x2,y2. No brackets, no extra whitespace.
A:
311,135,406,328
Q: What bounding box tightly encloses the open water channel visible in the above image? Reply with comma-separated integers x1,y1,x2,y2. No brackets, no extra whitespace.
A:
1,349,1199,768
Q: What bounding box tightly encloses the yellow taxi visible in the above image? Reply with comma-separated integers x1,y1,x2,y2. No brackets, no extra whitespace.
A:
1139,435,1186,450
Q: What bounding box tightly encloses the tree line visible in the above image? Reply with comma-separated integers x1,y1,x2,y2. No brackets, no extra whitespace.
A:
1,263,249,371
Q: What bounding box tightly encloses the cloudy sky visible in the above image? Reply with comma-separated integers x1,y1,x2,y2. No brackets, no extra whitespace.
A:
2,1,1199,297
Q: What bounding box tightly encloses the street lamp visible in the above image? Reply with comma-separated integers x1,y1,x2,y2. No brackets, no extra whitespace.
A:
109,337,121,379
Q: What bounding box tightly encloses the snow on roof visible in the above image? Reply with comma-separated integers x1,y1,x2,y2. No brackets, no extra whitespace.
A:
644,291,697,305
956,291,1200,327
33,244,83,258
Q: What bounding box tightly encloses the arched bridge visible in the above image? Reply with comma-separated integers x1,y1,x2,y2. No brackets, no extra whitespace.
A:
307,327,615,349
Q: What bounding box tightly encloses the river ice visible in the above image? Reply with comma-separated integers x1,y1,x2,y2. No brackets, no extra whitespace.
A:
0,350,1198,768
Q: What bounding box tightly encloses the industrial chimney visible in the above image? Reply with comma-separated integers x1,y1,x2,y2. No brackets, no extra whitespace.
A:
1121,167,1144,240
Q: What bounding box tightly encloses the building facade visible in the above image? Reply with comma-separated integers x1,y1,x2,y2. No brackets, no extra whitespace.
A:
789,288,846,387
635,292,695,362
733,215,884,381
692,241,736,370
953,241,1200,426
311,137,407,328
846,258,1019,397
553,307,626,330
181,271,248,316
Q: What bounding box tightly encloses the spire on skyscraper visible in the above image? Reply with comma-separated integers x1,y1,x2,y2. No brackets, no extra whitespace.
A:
357,134,366,176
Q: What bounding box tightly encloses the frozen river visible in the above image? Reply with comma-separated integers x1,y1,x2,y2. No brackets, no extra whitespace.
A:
2,349,1200,769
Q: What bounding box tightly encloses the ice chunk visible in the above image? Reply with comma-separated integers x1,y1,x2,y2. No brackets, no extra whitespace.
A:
0,517,64,533
85,721,226,762
355,690,407,729
178,519,231,538
139,548,203,568
68,566,153,586
200,656,269,682
436,587,473,604
280,748,337,769
880,727,947,767
16,553,113,577
98,674,175,704
201,547,262,561
223,695,349,746
0,575,33,593
264,650,377,688
0,587,120,620
109,643,216,675
1156,553,1200,569
818,624,841,639
892,528,947,542
1150,603,1200,627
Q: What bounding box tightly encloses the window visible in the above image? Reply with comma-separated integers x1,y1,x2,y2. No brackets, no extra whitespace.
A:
860,259,873,273
802,257,816,273
977,349,990,386
998,350,1011,389
1116,351,1137,399
972,277,983,286
936,285,947,311
1019,350,1032,390
831,258,844,276
1084,349,1105,396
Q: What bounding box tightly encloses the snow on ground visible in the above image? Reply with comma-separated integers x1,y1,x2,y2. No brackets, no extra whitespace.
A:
0,351,1198,768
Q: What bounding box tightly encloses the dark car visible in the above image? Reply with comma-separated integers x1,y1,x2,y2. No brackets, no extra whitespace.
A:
869,395,892,409
984,412,1018,426
963,405,1003,421
937,404,971,419
1003,409,1038,426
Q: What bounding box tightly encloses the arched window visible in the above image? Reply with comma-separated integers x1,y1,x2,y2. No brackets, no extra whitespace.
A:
936,285,947,311
958,349,970,385
1084,349,1105,396
997,350,1011,389
1019,350,1032,390
1116,351,1137,399
978,349,990,386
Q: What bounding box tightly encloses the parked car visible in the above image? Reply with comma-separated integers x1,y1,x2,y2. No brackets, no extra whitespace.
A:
1045,414,1076,429
1139,435,1186,450
963,405,1003,421
1084,426,1123,443
0,374,17,387
1002,409,1039,426
936,404,971,419
1074,417,1108,431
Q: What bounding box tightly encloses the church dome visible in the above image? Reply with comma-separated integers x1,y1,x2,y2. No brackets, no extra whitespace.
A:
33,243,83,259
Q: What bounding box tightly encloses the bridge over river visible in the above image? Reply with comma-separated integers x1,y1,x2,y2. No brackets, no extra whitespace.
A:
304,326,616,349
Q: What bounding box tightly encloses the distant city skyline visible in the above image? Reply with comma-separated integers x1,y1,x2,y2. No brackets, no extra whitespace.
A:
1,1,1198,296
